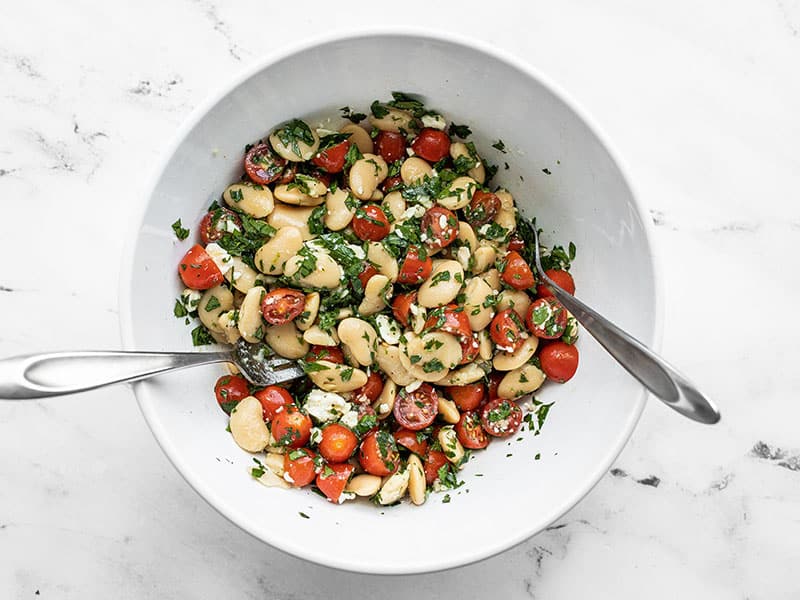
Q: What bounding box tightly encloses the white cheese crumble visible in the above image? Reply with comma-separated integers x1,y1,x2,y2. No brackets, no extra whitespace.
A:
457,246,471,270
421,113,447,130
204,242,234,275
406,147,415,157
304,389,352,423
339,409,360,429
180,288,202,314
405,380,423,393
378,403,389,414
375,314,402,345
309,427,323,446
338,491,356,504
347,244,366,259
283,471,295,484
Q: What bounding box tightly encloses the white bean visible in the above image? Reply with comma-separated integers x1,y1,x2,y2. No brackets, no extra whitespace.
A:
340,123,373,154
324,187,356,231
295,292,319,332
437,176,477,210
198,285,233,334
377,465,410,505
267,204,315,240
449,142,485,183
480,268,501,290
493,190,517,234
373,379,397,420
273,181,326,206
497,363,546,399
345,474,382,497
225,256,262,293
498,290,532,320
237,286,266,343
264,321,308,359
437,426,465,466
407,454,426,506
400,332,461,382
367,242,399,282
493,336,539,371
283,248,343,289
263,453,286,476
269,121,320,161
306,360,368,393
438,397,460,424
254,226,303,275
477,329,493,360
464,277,496,332
369,107,415,133
457,222,478,253
382,191,406,222
376,343,416,386
400,157,433,185
222,183,274,218
417,260,464,308
302,325,337,346
349,154,388,200
217,310,241,344
435,362,490,386
358,274,392,316
337,318,378,366
471,246,497,275
229,396,270,452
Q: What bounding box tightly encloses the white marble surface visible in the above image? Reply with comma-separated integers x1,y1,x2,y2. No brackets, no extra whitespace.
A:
1,0,799,597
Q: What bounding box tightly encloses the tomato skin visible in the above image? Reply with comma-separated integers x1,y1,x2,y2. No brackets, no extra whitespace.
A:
354,372,384,403
357,264,378,290
305,345,345,364
501,251,536,290
411,128,451,162
487,371,504,401
393,384,439,431
421,206,458,250
423,450,449,484
537,269,576,297
178,244,224,290
465,190,500,227
318,424,359,463
459,333,480,365
245,142,286,185
359,430,400,476
446,383,485,412
214,375,250,413
455,411,490,449
392,291,417,327
311,139,351,173
425,304,472,339
507,234,525,252
253,385,293,421
260,288,306,325
526,297,568,339
397,246,433,285
394,428,429,456
270,404,312,449
382,175,403,193
490,308,526,352
480,398,523,438
316,463,354,503
352,205,391,241
199,208,241,245
283,448,317,487
539,341,579,382
374,131,407,163
276,162,297,185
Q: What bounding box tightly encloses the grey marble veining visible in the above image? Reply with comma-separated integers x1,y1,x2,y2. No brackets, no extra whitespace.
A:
1,0,799,598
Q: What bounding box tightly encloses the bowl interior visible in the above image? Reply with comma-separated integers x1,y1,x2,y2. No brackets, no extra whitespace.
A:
121,33,657,574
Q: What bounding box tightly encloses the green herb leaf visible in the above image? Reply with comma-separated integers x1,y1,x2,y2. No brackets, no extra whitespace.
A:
191,325,214,346
491,139,507,153
171,218,190,240
448,123,472,138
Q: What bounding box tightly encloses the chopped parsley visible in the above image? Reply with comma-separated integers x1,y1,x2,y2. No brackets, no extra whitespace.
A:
275,119,315,158
191,325,214,346
340,106,367,123
492,139,507,153
171,218,190,240
448,123,472,138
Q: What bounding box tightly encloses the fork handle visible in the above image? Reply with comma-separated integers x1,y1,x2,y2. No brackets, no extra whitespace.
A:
0,351,232,400
542,279,721,424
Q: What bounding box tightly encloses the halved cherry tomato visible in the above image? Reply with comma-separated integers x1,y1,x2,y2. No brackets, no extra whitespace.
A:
357,264,378,290
316,463,354,503
359,430,400,476
318,424,359,463
214,375,250,414
455,411,490,449
276,162,297,185
423,450,449,484
352,205,390,241
459,334,480,365
253,385,293,421
270,404,312,449
411,128,451,162
421,206,458,250
374,131,407,163
501,251,535,290
539,341,579,382
311,138,351,173
537,269,576,297
507,234,525,252
393,384,439,431
480,398,523,438
199,208,241,245
465,190,500,227
354,372,384,404
178,244,224,290
397,246,432,285
283,448,317,487
425,304,471,338
446,382,485,412
305,345,345,364
392,291,417,327
487,371,504,400
394,428,429,456
307,167,333,188
260,288,306,325
244,142,286,185
382,174,403,193
526,297,568,339
489,308,526,352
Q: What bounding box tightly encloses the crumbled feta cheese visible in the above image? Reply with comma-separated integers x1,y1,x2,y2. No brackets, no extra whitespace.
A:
438,214,448,229
378,403,389,414
180,288,202,313
339,409,359,429
405,380,423,393
421,113,447,130
204,242,234,275
478,224,491,236
395,228,404,239
283,471,295,484
406,147,415,157
457,246,471,270
348,244,366,259
338,491,356,504
304,389,352,423
409,303,422,316
375,314,402,345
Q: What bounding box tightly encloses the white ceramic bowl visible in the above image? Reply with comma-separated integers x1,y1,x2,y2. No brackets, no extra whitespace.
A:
120,30,660,574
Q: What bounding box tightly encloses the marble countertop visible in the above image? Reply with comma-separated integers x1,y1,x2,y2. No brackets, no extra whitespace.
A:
1,0,799,597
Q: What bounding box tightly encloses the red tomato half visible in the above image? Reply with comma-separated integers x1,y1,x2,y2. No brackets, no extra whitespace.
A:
446,383,485,412
178,245,224,290
411,128,451,162
245,142,286,185
382,175,403,193
489,308,526,352
374,131,407,163
397,246,432,285
311,139,351,173
394,428,429,456
459,334,480,365
260,288,306,325
276,162,297,185
393,384,439,431
501,251,535,290
507,234,525,252
357,264,378,290
359,430,400,476
421,206,458,250
539,341,579,382
305,345,345,364
392,291,417,328
352,205,390,241
354,372,384,404
487,371,504,401
425,305,472,338
199,208,241,245
318,424,359,463
316,463,354,503
455,411,490,449
214,375,250,414
465,190,500,227
526,297,568,339
537,269,576,297
480,398,523,438
423,450,449,484
283,448,317,487
270,405,312,449
253,385,293,421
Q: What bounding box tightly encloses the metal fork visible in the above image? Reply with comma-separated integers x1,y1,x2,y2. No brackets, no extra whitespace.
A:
530,227,720,424
0,339,305,400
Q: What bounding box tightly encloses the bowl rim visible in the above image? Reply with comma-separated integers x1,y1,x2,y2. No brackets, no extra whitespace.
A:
118,26,664,574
